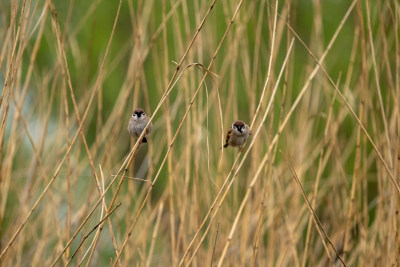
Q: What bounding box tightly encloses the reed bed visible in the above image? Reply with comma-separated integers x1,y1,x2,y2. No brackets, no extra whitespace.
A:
0,0,399,266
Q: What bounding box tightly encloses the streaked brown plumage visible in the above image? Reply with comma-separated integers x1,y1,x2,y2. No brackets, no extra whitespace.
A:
128,108,152,143
223,120,251,150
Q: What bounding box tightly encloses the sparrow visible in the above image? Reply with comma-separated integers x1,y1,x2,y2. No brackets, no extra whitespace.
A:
128,108,153,143
223,120,251,150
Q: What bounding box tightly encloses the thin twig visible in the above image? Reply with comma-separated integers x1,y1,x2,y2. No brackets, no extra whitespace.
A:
210,222,220,267
281,152,346,266
66,203,122,266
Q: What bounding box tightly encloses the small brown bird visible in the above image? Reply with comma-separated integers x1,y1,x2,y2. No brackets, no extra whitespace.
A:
128,108,153,143
223,120,251,150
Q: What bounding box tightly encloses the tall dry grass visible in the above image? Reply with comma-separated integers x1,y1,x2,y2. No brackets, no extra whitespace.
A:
0,0,399,266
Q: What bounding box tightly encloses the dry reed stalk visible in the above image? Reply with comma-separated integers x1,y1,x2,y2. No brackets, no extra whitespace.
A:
1,0,399,265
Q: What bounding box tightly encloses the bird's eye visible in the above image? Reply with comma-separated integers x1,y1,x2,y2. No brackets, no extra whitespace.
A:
142,113,146,117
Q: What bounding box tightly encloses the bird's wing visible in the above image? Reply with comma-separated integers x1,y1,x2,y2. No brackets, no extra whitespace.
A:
223,129,232,148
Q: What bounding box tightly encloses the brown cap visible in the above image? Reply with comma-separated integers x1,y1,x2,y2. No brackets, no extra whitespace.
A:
233,120,245,127
133,108,145,116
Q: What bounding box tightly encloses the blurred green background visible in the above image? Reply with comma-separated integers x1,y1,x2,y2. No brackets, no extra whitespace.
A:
1,0,398,265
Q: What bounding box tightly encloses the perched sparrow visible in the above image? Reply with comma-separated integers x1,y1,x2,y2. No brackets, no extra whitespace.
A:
223,120,251,150
128,108,153,143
